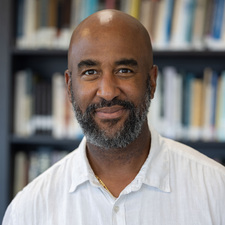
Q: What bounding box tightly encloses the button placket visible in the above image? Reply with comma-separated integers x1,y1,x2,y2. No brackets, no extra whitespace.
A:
112,199,126,225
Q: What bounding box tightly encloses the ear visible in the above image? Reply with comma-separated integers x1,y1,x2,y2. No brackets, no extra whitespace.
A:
64,69,72,103
149,65,158,99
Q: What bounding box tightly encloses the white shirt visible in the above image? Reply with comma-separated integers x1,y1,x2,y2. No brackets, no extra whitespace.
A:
3,128,225,225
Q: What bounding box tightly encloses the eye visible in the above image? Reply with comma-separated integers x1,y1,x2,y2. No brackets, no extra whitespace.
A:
81,69,99,81
83,69,97,75
118,68,132,74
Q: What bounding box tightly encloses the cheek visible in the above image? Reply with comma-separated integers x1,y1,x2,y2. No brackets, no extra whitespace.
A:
121,82,147,106
125,76,148,98
72,79,97,111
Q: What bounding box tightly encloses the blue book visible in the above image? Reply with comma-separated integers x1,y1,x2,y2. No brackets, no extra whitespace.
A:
182,73,195,128
212,0,225,39
165,0,175,43
81,0,99,21
185,0,196,43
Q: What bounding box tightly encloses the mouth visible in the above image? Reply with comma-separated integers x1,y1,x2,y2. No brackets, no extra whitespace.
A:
95,105,127,120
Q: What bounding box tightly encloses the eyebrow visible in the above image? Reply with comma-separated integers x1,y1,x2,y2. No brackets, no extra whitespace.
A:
77,58,138,69
115,58,138,67
78,59,99,69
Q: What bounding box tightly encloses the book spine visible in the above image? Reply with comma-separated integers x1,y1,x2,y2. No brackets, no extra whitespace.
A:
16,0,25,38
212,0,225,40
130,0,141,19
105,0,116,9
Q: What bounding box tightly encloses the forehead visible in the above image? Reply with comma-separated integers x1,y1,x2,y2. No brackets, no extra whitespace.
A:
69,26,148,66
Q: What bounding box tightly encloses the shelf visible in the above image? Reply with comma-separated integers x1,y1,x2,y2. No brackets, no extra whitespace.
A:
153,50,225,58
12,48,68,56
9,135,225,158
10,135,83,149
11,48,225,57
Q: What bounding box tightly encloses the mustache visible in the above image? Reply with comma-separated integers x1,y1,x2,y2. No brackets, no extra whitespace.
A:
85,98,135,115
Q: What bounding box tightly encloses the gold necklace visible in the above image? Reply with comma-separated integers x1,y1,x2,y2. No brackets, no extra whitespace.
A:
95,175,115,197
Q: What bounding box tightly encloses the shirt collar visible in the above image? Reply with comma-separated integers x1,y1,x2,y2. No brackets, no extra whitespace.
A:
69,137,97,193
69,126,171,194
140,126,171,193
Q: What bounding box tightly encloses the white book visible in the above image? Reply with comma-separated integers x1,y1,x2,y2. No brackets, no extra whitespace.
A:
154,0,168,49
170,0,195,49
222,5,225,47
162,67,179,139
70,0,82,29
216,71,225,141
14,70,32,136
52,73,66,138
24,0,36,37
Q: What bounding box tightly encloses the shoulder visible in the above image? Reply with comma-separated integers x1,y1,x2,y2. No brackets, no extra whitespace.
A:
162,136,225,178
3,143,83,224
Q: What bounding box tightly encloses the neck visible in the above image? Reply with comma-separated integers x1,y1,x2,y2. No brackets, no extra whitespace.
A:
86,122,151,197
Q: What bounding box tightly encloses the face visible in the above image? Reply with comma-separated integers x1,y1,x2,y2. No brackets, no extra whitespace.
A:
65,24,157,149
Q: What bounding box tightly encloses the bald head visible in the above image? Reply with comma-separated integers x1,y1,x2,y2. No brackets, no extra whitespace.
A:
68,9,153,70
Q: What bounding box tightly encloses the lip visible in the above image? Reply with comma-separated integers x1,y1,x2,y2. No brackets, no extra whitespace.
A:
95,105,126,120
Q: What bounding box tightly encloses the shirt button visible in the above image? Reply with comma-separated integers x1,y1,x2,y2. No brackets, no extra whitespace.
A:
113,206,119,213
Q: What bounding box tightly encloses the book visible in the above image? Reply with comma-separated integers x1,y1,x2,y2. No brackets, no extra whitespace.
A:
162,67,181,139
201,68,214,140
28,148,69,183
130,0,141,19
182,73,194,138
139,0,156,41
62,0,72,29
40,0,49,28
209,0,225,49
14,70,33,136
170,0,196,48
105,0,116,9
120,0,130,14
48,0,58,28
24,0,36,38
203,0,215,45
192,0,208,49
211,71,219,139
212,0,225,40
16,0,25,38
216,71,225,141
80,0,99,22
189,77,203,141
52,73,66,138
13,152,28,196
154,0,174,49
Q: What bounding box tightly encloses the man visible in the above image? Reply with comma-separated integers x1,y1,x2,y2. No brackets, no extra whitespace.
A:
3,9,225,225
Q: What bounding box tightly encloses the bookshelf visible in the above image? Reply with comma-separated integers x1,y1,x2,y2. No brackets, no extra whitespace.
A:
1,0,225,222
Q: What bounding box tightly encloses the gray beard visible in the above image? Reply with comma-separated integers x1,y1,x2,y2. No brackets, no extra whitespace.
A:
70,76,151,149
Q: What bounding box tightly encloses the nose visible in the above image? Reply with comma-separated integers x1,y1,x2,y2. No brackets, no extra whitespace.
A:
96,73,120,101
